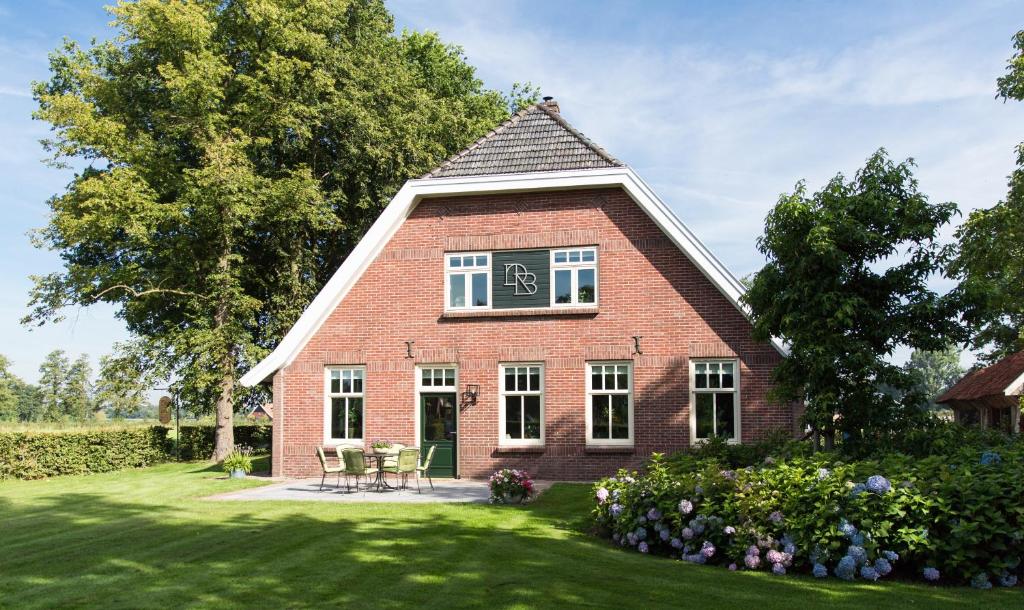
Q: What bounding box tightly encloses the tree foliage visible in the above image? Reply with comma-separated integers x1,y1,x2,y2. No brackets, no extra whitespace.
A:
949,30,1024,362
0,356,18,422
744,150,963,453
94,349,151,419
27,0,535,458
904,345,964,410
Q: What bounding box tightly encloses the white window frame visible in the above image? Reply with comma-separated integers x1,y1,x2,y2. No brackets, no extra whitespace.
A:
445,252,491,311
498,363,545,446
585,361,633,447
689,359,741,444
324,366,365,443
417,366,457,390
550,247,598,307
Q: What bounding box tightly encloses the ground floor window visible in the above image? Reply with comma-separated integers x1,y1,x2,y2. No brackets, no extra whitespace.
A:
691,360,739,442
325,367,364,442
586,362,632,445
500,364,543,445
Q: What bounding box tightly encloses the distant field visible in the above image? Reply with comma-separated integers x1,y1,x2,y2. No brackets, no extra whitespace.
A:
0,419,164,433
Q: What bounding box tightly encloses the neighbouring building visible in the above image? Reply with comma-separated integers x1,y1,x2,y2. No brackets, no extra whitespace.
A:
249,404,274,421
936,351,1024,434
240,98,795,480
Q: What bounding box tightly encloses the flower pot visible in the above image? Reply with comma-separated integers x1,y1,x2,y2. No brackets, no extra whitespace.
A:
230,469,247,479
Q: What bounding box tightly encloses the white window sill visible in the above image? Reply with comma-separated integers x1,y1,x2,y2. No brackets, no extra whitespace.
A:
442,306,598,319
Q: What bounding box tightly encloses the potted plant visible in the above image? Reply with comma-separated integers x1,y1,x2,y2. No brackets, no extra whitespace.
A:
222,445,254,479
488,468,535,504
370,439,393,454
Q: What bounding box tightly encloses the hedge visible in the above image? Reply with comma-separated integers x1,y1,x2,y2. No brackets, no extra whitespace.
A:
0,427,171,480
174,425,272,461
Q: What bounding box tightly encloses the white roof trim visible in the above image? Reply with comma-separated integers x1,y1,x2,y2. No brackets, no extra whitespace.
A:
1006,370,1024,397
240,167,787,386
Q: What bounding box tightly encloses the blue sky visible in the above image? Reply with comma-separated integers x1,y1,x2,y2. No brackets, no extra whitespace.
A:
1,0,1022,384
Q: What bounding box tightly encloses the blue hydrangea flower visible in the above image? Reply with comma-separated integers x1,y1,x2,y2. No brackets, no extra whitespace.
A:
681,527,694,540
923,567,940,581
670,537,684,549
883,550,899,562
609,503,623,518
835,556,857,581
971,573,992,589
866,475,891,494
850,483,867,497
849,533,865,546
769,511,784,524
998,571,1018,587
813,563,829,578
690,520,706,535
839,519,858,538
635,527,647,541
874,558,892,576
783,542,796,555
638,541,649,554
860,566,879,581
678,499,694,515
694,485,704,495
847,545,867,565
647,507,662,521
683,552,706,564
772,563,786,576
980,451,1002,466
626,532,637,546
638,516,647,524
660,528,671,541
611,489,620,501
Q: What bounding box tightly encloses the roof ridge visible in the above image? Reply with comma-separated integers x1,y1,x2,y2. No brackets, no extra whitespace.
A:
533,102,622,167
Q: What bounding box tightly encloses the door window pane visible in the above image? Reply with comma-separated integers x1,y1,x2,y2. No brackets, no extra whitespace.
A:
424,396,453,441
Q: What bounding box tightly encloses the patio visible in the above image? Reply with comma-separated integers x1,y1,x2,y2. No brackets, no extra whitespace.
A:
207,477,553,504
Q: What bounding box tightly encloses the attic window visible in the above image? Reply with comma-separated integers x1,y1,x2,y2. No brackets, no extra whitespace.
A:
446,253,490,310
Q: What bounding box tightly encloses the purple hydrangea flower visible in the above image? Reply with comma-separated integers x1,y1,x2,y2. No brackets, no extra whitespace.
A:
678,499,694,515
638,516,647,525
874,558,892,576
701,541,716,558
847,545,867,565
596,487,609,503
744,554,761,569
860,566,879,581
746,545,761,557
684,553,707,565
882,550,899,562
638,541,649,554
670,538,684,549
766,550,784,564
626,532,637,546
681,527,694,540
694,485,704,495
647,507,662,521
923,567,940,581
835,556,857,581
769,511,784,524
635,527,647,541
998,572,1018,587
660,528,671,541
609,503,623,518
971,573,992,590
866,475,891,495
690,520,706,536
728,563,738,571
772,563,786,576
724,526,736,535
783,542,796,555
813,563,829,578
611,489,620,501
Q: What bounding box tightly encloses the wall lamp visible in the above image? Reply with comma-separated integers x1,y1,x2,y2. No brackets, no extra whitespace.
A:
462,383,480,406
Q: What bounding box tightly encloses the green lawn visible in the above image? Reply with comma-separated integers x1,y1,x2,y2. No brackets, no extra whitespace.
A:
0,462,1020,609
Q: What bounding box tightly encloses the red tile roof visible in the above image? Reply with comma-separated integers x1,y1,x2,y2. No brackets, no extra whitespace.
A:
937,351,1024,403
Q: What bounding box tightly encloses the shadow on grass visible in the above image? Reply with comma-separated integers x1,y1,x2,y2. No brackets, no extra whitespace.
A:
0,482,1019,609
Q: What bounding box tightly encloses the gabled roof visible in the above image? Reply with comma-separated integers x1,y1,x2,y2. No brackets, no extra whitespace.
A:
423,99,623,178
937,351,1024,403
240,167,788,386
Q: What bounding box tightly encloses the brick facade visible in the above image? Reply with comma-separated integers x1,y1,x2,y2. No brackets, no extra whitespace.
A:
271,186,792,480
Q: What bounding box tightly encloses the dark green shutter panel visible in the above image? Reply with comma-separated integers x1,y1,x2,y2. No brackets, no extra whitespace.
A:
492,250,549,309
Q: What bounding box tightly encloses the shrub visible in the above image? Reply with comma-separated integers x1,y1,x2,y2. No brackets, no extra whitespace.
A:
0,427,171,479
175,425,271,460
593,446,1024,587
221,445,254,474
664,428,809,473
488,468,535,504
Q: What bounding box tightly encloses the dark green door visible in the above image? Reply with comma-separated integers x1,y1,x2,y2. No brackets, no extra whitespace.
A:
421,393,457,478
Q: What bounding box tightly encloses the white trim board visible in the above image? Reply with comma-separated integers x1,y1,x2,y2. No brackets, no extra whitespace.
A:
240,167,787,386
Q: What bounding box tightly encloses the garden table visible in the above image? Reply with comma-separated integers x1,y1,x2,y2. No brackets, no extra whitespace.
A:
365,452,397,491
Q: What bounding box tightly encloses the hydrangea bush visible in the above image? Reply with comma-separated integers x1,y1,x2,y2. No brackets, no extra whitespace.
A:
593,448,1024,587
489,468,534,504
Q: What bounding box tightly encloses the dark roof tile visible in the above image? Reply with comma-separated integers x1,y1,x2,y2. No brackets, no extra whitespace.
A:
937,351,1024,403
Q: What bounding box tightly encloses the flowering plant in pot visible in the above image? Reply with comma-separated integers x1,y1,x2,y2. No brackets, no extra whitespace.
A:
221,445,254,479
370,439,393,453
489,468,535,504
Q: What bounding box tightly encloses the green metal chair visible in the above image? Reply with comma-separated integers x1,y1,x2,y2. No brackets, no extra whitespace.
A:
342,448,380,492
316,447,345,491
415,445,437,492
381,443,406,470
382,448,420,490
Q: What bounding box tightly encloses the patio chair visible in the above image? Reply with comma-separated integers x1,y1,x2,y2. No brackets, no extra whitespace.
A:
381,443,406,470
382,448,420,490
342,448,380,492
316,447,346,491
415,445,436,492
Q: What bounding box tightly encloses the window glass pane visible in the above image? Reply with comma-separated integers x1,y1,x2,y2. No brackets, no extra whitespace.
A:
696,393,714,438
591,367,603,390
611,394,629,439
504,369,515,392
582,250,595,262
341,370,352,394
523,395,541,439
422,369,432,386
708,367,720,389
505,396,522,439
529,367,540,390
444,369,455,386
450,274,466,307
330,373,340,394
424,395,454,441
616,365,629,390
331,397,346,438
352,371,363,394
471,273,488,306
347,397,363,439
433,369,443,385
569,250,581,262
462,256,473,266
517,367,527,391
592,395,609,439
716,393,735,439
604,367,615,390
721,363,734,389
554,252,567,263
449,257,461,268
578,268,595,303
475,255,487,267
554,269,572,304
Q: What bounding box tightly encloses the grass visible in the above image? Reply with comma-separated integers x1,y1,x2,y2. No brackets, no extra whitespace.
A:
0,463,1021,609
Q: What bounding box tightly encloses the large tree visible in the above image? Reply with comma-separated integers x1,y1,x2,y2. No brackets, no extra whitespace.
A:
27,0,534,459
37,350,71,422
904,345,964,411
949,30,1024,362
0,356,19,422
95,350,150,419
744,150,963,454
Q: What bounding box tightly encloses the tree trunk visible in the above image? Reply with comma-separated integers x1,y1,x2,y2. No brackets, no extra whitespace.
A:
211,242,235,462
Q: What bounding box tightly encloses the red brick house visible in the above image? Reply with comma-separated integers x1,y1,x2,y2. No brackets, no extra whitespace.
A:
240,98,793,480
937,351,1024,433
